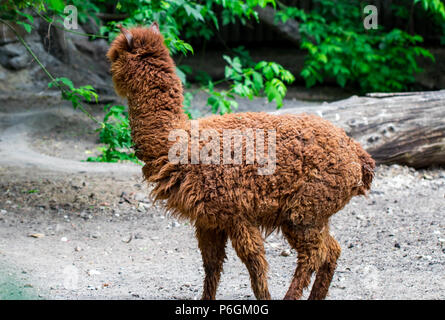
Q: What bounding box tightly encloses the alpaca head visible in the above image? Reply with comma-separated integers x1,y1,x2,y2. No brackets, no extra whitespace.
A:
107,23,173,97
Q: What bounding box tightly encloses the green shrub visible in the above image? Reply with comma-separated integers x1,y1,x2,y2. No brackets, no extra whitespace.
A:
277,0,442,92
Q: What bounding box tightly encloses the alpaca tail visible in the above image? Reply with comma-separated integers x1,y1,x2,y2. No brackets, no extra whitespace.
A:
356,143,375,195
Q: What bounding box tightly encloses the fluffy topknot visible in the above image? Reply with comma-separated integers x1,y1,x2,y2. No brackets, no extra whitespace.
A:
107,24,174,97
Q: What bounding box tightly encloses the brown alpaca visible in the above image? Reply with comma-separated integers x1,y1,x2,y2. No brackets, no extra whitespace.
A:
107,23,375,300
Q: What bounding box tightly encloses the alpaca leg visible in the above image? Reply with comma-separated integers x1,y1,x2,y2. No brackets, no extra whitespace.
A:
282,225,325,300
308,234,341,300
196,227,228,300
229,221,271,300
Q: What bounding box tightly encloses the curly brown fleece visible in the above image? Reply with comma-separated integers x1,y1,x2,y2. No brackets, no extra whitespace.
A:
107,24,375,300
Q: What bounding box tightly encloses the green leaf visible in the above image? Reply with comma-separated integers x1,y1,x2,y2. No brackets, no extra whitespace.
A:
255,61,267,70
16,21,32,33
17,11,34,23
57,77,75,89
47,0,65,12
262,66,274,80
270,63,280,75
252,71,264,91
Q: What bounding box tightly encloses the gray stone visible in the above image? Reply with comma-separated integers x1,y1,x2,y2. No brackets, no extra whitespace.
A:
0,43,31,70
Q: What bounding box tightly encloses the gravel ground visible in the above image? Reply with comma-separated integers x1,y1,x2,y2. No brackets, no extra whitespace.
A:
0,96,444,300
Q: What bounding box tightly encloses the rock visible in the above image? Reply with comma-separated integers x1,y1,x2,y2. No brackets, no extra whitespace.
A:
0,22,22,44
0,17,114,96
138,202,151,211
0,43,31,70
134,233,144,240
122,234,133,243
134,192,147,202
394,243,401,249
61,237,68,242
0,209,6,214
120,192,133,204
9,54,31,70
280,249,291,257
80,211,91,220
28,233,45,238
81,16,100,36
74,246,81,252
88,269,101,276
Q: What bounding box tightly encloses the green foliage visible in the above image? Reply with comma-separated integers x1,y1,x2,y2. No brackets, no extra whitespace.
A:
415,0,445,19
183,46,294,116
1,1,44,33
200,54,294,114
49,77,98,109
15,11,34,33
97,0,275,55
86,105,139,163
48,77,101,124
277,0,444,92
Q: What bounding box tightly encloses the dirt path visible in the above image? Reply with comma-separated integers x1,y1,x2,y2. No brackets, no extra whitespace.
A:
0,102,444,300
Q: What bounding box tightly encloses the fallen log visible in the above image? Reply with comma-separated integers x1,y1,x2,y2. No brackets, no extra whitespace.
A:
273,90,445,168
256,6,300,46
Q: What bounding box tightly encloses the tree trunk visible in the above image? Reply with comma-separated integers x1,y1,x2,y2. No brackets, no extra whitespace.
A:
273,90,445,168
256,6,300,46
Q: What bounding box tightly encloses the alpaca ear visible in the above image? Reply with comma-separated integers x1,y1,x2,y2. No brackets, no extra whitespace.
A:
117,24,133,50
150,21,160,34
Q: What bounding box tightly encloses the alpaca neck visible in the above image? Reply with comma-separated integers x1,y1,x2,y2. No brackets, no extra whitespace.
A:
127,73,188,162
